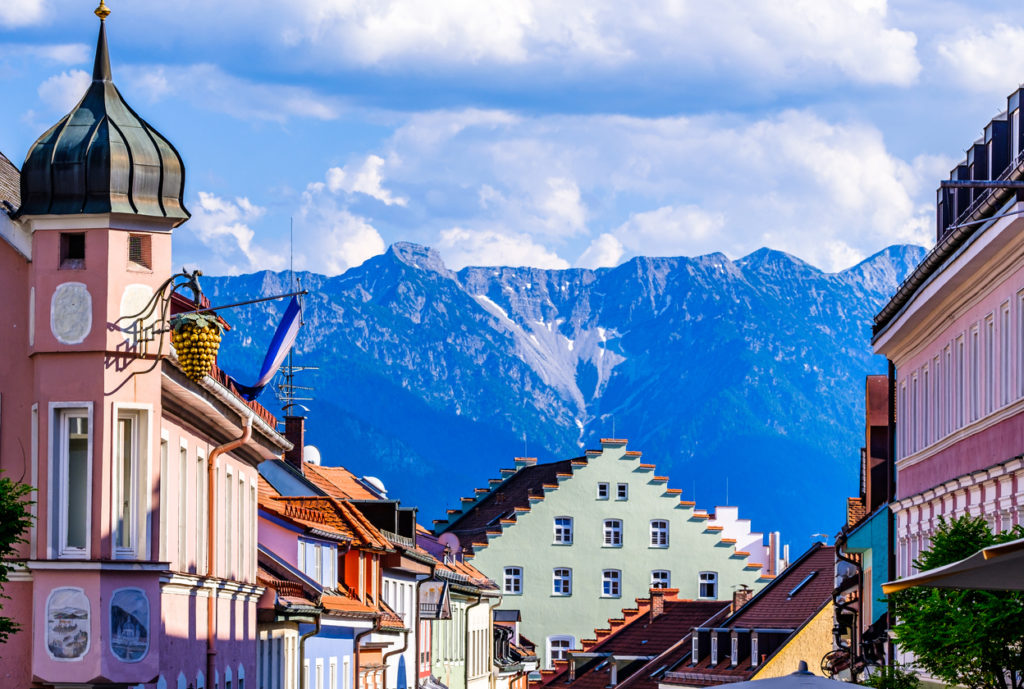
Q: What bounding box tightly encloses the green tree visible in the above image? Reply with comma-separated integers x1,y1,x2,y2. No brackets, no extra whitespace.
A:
890,515,1024,689
0,472,33,645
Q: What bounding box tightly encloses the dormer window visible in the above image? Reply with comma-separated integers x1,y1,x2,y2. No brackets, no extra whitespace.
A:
128,234,152,270
59,232,85,269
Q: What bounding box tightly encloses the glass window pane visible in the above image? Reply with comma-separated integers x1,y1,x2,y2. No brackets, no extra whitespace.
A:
66,415,89,550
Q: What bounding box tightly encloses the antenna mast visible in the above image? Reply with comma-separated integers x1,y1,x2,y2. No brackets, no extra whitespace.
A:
276,217,317,414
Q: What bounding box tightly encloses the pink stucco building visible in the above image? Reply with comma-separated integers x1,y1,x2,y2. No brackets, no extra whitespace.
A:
0,8,290,689
872,86,1024,580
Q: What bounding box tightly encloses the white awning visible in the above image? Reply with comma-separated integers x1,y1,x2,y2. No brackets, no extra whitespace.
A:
882,537,1024,594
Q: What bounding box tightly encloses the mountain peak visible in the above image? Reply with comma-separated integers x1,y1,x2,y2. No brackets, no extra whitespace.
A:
736,247,817,275
386,242,453,276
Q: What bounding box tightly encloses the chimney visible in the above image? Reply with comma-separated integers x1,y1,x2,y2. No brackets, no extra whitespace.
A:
732,586,753,613
650,587,677,618
284,415,305,473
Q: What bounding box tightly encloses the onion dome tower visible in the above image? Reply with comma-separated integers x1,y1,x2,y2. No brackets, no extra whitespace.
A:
18,1,189,223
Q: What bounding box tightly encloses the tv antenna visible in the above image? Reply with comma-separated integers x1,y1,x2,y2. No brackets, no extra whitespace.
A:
275,217,317,413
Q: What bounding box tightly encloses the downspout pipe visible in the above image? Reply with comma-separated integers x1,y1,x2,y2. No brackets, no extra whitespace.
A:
206,411,254,689
465,594,484,689
355,624,377,689
409,573,434,689
300,615,323,689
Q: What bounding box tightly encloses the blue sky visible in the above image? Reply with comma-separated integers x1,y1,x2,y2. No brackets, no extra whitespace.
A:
2,0,1024,275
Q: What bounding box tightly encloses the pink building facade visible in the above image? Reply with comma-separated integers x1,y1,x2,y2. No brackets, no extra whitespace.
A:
873,86,1024,580
0,10,290,689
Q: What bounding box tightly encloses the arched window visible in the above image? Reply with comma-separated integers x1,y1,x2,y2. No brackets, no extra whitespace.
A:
546,635,575,669
650,520,669,547
553,517,573,544
503,566,523,594
553,568,572,596
603,519,622,547
699,571,718,598
602,569,621,598
651,570,670,589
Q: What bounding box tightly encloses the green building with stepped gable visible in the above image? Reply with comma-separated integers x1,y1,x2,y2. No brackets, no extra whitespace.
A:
434,439,786,668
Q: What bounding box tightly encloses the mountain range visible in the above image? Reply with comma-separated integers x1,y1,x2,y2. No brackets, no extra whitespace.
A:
205,242,926,545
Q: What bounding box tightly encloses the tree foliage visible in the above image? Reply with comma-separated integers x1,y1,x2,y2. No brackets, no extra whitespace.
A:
890,515,1024,689
0,472,33,645
862,663,919,689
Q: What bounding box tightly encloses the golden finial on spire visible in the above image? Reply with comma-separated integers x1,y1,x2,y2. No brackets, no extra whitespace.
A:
94,0,111,21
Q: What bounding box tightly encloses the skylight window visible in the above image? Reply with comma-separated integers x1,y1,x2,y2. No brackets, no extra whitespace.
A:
788,571,818,598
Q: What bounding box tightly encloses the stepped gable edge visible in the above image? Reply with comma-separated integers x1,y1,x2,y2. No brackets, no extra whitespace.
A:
437,440,766,567
436,457,581,543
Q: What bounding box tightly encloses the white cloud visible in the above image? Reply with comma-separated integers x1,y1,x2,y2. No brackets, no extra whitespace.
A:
935,23,1024,96
120,64,342,123
364,107,941,271
436,228,569,269
37,69,90,113
325,155,407,206
0,0,46,27
297,180,387,274
610,205,727,258
577,233,623,269
123,0,918,89
0,43,90,64
188,192,286,275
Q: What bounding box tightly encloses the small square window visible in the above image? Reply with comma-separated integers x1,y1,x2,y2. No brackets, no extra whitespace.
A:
59,232,85,269
597,483,609,500
128,234,152,270
616,483,628,500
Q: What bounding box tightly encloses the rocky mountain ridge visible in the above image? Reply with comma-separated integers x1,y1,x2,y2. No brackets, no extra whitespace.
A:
204,242,926,542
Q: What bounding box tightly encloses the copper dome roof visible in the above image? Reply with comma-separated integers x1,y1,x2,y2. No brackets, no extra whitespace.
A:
18,15,189,224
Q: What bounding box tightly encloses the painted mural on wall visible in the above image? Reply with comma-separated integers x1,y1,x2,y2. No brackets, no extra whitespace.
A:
110,588,149,662
46,587,90,660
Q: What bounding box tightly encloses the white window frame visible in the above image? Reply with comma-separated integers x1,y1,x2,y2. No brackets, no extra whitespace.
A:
225,466,234,577
699,571,718,599
602,569,621,598
197,449,208,575
1001,301,1011,407
552,567,572,596
651,570,670,589
730,634,738,666
596,483,609,500
553,516,573,544
112,404,151,560
546,635,575,669
504,566,523,595
616,483,628,501
650,519,669,548
603,519,622,547
329,657,337,689
751,633,759,668
50,402,94,559
159,429,169,562
179,439,189,570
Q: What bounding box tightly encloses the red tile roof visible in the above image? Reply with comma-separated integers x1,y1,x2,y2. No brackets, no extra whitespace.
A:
536,595,728,689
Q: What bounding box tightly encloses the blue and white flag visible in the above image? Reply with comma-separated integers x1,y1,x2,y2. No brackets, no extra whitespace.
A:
233,296,302,401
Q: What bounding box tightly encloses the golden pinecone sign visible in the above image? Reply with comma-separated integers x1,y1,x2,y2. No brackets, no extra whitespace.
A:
170,313,222,382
